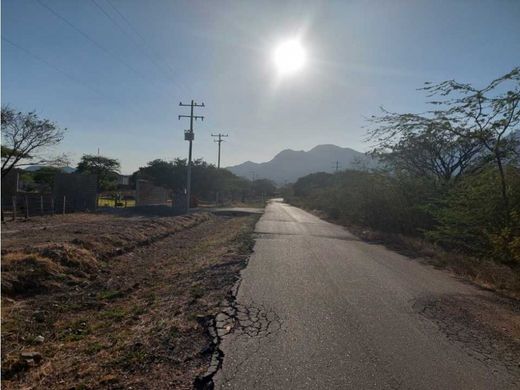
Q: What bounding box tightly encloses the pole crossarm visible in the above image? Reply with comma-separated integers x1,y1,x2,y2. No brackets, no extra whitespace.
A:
179,115,204,121
211,133,229,169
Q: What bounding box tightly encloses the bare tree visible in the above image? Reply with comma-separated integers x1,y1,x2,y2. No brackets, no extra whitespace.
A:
423,67,520,206
368,67,520,208
1,106,67,178
367,110,483,182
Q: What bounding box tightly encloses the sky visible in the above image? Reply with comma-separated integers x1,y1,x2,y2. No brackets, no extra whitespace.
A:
2,0,520,174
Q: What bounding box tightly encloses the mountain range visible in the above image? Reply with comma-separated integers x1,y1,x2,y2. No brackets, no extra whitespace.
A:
226,144,374,184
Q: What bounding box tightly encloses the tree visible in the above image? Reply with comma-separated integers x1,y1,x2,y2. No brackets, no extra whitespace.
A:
368,110,483,182
32,166,63,192
423,67,520,207
250,179,276,197
1,106,67,178
133,158,251,201
368,67,520,213
133,159,184,189
76,154,120,192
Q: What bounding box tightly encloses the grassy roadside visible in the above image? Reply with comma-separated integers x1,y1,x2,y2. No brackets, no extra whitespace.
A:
1,212,260,389
289,199,520,300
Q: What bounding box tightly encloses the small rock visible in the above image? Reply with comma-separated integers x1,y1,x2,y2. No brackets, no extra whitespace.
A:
21,351,42,363
99,374,118,384
34,335,45,344
25,358,36,367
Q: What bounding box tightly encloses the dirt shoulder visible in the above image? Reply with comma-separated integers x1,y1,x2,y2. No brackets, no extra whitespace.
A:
1,212,259,389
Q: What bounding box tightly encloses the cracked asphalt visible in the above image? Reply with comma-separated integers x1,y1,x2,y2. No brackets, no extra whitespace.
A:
214,199,519,389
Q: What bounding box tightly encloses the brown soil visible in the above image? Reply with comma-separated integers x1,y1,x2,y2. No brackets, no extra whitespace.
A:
1,212,258,389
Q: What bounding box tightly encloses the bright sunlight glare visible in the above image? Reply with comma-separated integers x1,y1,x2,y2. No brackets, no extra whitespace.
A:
273,39,306,75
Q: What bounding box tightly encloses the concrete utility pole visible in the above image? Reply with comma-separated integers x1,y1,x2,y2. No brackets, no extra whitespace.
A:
211,133,228,168
179,100,205,211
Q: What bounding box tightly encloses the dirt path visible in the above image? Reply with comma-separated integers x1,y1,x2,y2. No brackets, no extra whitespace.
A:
2,212,258,389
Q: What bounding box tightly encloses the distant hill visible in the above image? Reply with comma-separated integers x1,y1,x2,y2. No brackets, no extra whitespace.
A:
24,165,76,173
226,144,374,184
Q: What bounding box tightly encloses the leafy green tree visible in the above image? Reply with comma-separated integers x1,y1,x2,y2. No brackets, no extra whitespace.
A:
76,154,120,192
428,166,520,264
133,158,251,201
33,166,62,191
250,179,276,197
133,159,185,189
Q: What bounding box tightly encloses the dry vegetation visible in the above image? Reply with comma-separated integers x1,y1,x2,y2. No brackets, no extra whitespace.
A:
344,223,520,300
1,211,258,389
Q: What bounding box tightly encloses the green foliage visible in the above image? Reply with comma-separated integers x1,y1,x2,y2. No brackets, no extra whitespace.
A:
428,166,520,264
76,154,120,192
292,165,520,265
32,166,62,191
132,158,275,201
293,170,437,235
250,179,276,197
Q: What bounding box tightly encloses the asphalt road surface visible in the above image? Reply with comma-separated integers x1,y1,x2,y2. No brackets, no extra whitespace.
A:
214,199,518,389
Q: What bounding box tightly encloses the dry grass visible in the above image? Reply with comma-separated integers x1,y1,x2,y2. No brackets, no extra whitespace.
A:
1,212,259,389
340,220,520,300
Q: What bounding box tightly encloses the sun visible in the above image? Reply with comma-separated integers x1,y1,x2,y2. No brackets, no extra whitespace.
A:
273,39,306,75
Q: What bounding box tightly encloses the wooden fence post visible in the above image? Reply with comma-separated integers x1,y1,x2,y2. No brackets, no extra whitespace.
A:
12,196,16,221
40,195,44,216
63,196,66,215
25,195,29,219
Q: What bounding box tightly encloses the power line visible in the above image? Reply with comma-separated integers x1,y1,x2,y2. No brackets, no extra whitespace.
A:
211,133,228,169
105,0,178,78
3,36,143,113
89,0,185,93
36,0,152,83
332,160,342,172
2,36,105,98
178,100,205,212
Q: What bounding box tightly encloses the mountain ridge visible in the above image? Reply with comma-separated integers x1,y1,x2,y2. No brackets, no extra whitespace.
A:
226,144,373,184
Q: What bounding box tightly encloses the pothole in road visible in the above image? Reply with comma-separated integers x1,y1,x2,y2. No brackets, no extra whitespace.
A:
413,294,520,378
215,300,282,339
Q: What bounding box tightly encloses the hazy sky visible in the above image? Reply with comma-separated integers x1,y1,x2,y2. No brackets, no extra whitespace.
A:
2,0,520,174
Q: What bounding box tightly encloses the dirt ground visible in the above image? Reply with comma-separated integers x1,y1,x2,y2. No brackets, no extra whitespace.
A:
1,211,259,389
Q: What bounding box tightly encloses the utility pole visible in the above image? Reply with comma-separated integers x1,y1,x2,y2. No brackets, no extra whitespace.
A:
211,133,228,168
179,100,205,211
333,161,341,173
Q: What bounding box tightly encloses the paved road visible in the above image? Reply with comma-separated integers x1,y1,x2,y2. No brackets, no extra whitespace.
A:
214,199,518,389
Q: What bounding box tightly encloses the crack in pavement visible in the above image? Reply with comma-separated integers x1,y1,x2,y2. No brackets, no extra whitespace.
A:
193,279,283,390
215,297,282,339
